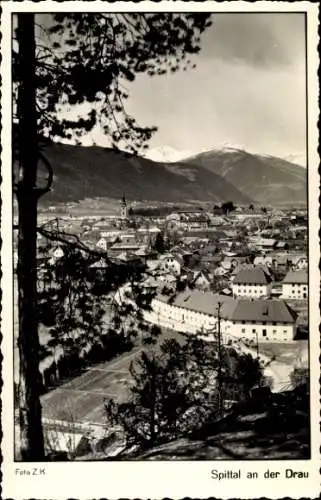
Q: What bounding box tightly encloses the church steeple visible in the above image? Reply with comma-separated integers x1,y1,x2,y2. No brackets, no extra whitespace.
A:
120,192,128,219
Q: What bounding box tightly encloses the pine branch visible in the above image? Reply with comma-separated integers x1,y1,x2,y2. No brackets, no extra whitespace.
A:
34,152,53,199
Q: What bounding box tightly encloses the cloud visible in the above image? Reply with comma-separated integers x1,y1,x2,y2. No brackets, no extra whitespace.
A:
200,13,305,68
124,54,306,159
34,13,306,159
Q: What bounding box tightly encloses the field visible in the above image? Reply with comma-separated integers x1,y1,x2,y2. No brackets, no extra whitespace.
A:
41,329,186,426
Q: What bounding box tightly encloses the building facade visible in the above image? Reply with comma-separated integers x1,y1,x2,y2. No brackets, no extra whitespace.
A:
145,290,297,343
232,267,272,298
282,270,308,299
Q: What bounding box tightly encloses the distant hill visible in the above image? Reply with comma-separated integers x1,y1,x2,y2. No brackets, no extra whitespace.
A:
36,142,252,205
185,147,307,206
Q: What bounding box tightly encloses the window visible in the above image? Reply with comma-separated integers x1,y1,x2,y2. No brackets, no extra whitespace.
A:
241,328,246,333
262,329,267,337
273,329,277,334
283,329,287,334
252,329,256,333
242,321,245,324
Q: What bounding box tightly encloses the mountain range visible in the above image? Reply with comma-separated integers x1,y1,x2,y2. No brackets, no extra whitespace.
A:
36,142,307,207
145,145,194,163
185,147,307,205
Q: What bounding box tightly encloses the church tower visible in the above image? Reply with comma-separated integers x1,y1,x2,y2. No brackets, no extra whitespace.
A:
120,192,128,219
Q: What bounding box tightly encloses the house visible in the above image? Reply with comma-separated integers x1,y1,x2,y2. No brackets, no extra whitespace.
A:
96,238,108,251
255,238,277,251
253,255,273,268
187,269,212,290
47,246,65,265
275,241,288,251
281,270,308,299
220,255,239,272
291,255,308,271
159,253,182,276
232,266,272,298
269,253,292,272
229,259,252,275
108,241,141,255
213,264,230,277
88,258,108,270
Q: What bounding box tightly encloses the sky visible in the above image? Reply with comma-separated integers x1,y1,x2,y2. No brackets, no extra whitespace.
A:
131,13,306,163
37,13,307,164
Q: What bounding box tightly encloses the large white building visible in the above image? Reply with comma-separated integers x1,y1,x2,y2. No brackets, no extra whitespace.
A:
232,266,272,298
281,270,308,299
146,290,297,343
225,299,297,342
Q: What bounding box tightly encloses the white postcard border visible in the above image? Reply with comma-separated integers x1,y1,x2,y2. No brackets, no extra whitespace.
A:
1,2,320,499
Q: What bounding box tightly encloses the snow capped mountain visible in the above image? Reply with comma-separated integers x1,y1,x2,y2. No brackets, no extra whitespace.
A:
219,141,246,152
186,142,247,162
146,144,307,169
283,153,307,168
145,145,193,163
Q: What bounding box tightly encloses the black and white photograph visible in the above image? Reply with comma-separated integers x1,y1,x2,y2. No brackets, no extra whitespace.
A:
1,1,320,499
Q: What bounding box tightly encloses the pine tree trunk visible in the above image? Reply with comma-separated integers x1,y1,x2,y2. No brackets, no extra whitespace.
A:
16,13,45,461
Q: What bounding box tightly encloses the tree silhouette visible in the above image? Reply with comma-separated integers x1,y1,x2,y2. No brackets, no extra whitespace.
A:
13,13,212,154
36,239,147,390
221,201,236,215
105,337,215,448
104,336,263,451
152,231,166,254
13,12,212,460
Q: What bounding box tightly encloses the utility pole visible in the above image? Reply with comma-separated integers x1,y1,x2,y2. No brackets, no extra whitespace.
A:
204,304,224,418
214,302,223,418
255,330,262,387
